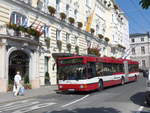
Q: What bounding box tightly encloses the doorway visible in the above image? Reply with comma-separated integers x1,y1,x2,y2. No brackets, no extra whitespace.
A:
8,50,29,84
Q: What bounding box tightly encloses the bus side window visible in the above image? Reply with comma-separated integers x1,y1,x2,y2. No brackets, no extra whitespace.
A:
103,63,113,76
96,63,103,76
112,64,117,73
119,64,124,73
87,62,96,78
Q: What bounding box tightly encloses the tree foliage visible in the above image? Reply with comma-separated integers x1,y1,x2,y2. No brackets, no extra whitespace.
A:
140,0,150,9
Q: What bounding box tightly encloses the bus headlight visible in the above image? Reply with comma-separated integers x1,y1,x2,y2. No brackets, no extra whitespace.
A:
80,85,84,88
59,85,63,88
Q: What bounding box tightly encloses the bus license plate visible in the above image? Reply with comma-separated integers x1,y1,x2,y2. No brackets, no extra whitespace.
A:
68,89,75,91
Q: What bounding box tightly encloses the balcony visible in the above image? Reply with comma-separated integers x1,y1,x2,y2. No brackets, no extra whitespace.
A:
0,24,40,45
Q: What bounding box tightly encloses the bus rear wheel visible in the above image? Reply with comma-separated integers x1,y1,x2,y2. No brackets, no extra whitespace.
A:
98,80,103,91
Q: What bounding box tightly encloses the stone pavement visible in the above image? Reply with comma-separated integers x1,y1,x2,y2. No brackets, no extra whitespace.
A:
0,85,58,104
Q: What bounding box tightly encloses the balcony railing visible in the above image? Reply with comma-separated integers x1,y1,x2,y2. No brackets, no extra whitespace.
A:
0,24,39,42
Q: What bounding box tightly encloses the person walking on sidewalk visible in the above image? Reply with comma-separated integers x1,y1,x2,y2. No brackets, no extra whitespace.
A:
14,71,22,96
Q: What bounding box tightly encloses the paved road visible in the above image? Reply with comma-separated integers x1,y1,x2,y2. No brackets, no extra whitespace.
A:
0,77,149,113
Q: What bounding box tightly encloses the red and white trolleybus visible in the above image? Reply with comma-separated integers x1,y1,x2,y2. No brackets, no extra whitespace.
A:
57,56,139,92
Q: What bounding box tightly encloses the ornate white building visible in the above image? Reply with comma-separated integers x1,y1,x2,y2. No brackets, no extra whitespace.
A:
130,32,150,70
0,0,129,92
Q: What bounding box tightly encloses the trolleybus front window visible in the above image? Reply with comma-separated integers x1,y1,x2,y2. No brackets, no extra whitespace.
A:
58,65,87,80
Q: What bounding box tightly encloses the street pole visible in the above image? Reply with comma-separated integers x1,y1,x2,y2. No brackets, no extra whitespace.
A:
148,32,150,80
145,32,150,105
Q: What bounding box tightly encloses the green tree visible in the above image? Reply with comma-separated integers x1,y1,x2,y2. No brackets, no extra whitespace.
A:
140,0,150,9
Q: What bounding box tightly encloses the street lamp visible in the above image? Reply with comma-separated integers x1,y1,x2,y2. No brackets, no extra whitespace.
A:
147,32,150,80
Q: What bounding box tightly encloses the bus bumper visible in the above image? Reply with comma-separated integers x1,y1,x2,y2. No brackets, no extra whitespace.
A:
58,83,99,92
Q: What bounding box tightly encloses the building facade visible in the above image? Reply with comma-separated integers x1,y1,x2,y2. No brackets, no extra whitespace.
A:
0,0,129,92
130,32,150,70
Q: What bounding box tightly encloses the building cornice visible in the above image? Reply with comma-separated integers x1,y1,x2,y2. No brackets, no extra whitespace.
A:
96,0,112,11
130,32,149,37
0,34,39,46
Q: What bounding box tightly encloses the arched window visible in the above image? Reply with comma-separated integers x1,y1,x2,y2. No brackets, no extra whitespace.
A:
87,40,91,48
10,12,28,26
96,24,99,34
74,9,78,18
66,33,70,44
56,29,61,40
43,25,50,37
56,0,61,12
66,4,69,12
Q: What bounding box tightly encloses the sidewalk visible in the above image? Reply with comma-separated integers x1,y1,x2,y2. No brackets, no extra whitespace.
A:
0,85,58,104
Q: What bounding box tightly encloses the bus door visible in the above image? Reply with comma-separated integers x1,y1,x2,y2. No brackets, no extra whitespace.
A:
124,61,129,82
87,62,96,79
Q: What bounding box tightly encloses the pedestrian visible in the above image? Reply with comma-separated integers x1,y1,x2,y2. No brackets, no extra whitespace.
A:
13,71,22,96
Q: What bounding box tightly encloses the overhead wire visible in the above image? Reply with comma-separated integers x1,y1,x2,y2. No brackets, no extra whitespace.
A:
118,0,148,33
117,0,148,58
128,14,147,33
126,13,147,32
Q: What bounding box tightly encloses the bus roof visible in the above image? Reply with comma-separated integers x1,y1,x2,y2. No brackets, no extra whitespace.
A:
58,56,139,64
118,58,139,64
97,57,123,63
58,56,96,61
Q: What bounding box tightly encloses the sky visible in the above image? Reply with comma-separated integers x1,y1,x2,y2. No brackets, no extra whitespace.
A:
116,0,150,34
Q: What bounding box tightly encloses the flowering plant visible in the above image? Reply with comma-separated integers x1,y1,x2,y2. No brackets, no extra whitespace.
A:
7,23,42,38
48,6,56,16
88,47,100,56
60,12,67,20
77,22,83,28
105,37,110,42
68,17,75,24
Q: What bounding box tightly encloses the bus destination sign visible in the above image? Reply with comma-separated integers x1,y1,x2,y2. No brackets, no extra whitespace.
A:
60,58,83,64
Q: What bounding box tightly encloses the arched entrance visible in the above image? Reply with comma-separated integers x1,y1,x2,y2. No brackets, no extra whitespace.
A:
8,50,29,84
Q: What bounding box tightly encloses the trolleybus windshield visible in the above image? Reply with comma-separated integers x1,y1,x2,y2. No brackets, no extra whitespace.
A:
58,64,87,80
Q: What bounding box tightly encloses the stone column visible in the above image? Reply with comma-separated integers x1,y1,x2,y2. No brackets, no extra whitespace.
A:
39,54,45,86
32,0,39,7
30,51,40,89
50,56,57,85
0,40,7,92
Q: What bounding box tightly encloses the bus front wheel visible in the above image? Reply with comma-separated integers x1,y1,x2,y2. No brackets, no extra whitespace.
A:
135,75,137,81
121,77,125,85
